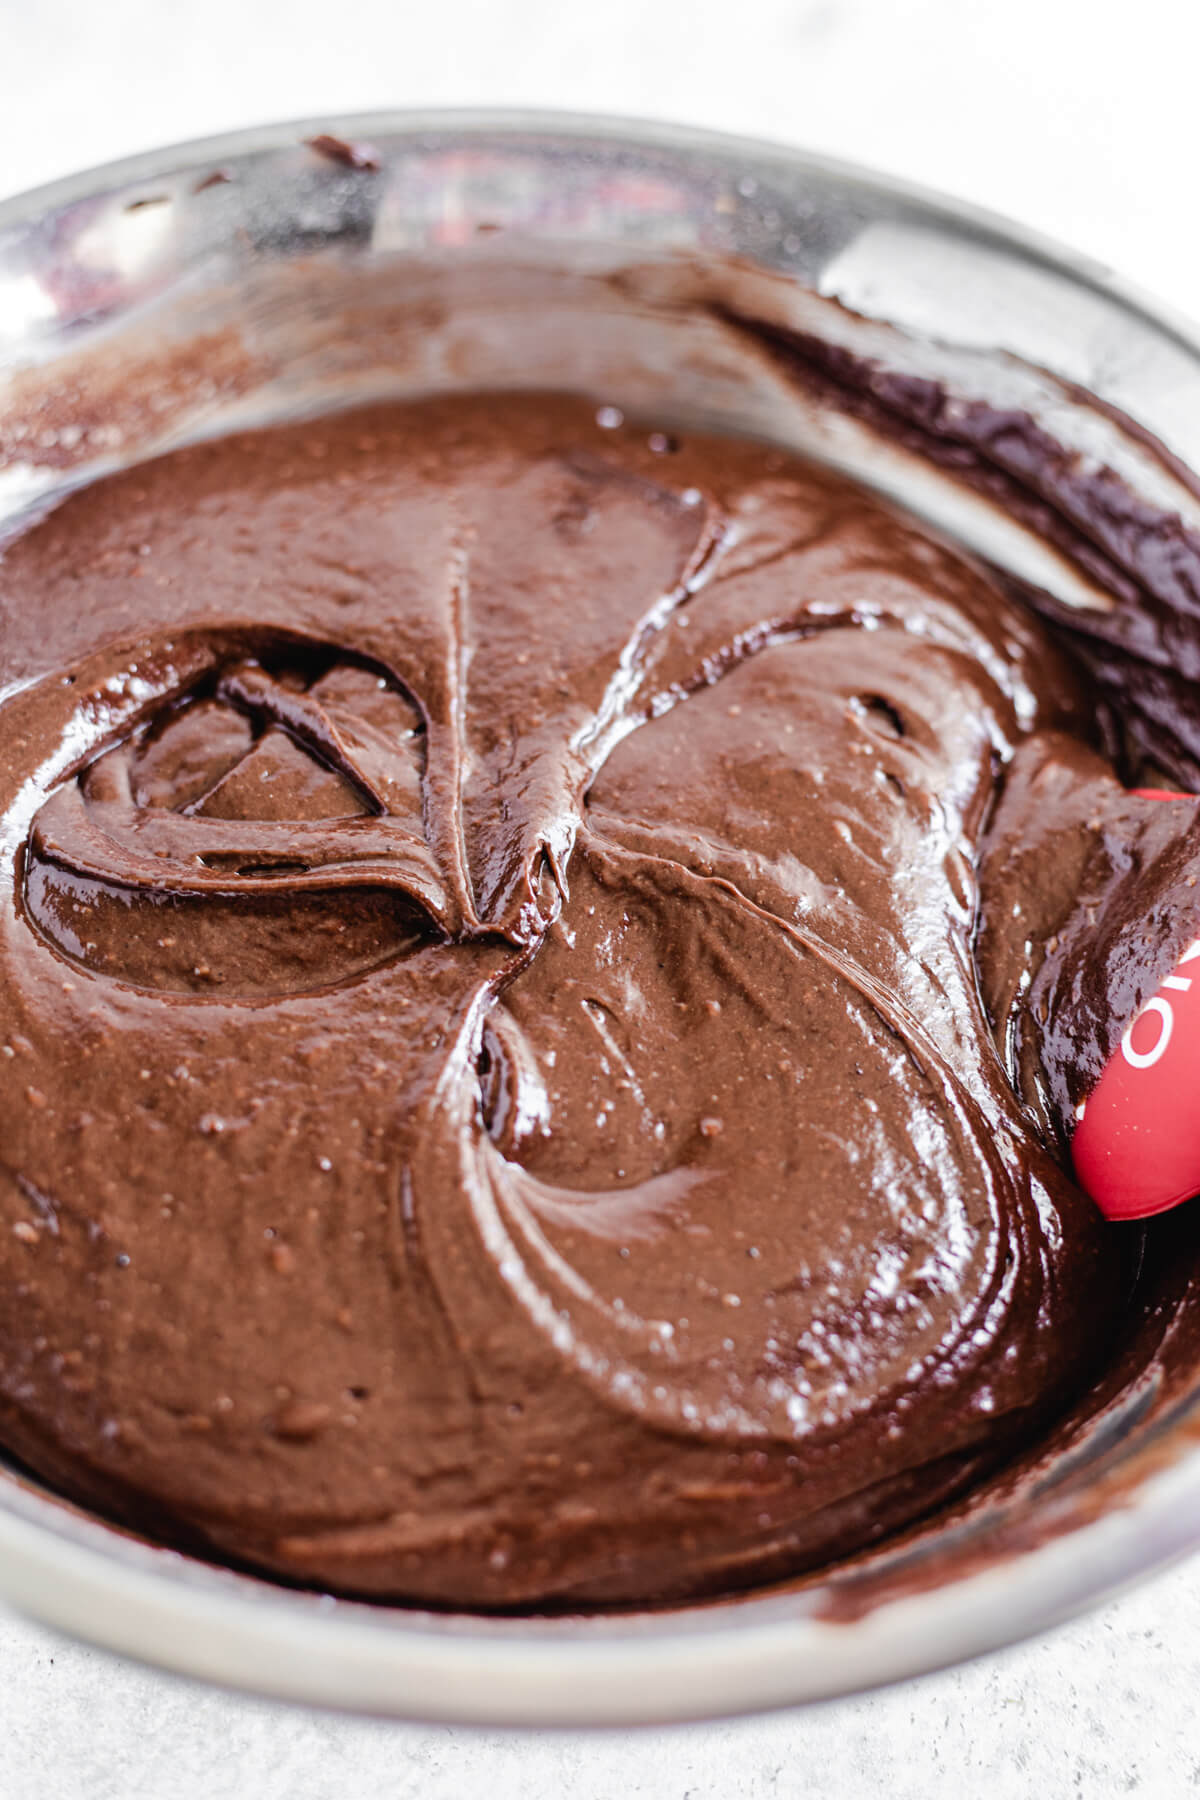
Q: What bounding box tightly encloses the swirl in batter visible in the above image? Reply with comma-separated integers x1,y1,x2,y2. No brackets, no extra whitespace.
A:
0,393,1191,1607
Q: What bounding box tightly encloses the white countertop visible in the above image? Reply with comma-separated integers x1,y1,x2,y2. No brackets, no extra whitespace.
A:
2,1,1198,1792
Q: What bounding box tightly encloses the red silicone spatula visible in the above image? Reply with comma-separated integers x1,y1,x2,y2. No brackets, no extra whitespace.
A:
1072,790,1200,1220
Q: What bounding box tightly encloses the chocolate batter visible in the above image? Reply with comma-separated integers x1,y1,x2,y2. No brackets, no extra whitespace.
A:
0,393,1193,1608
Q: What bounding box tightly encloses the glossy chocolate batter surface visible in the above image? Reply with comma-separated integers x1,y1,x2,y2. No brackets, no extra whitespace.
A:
0,393,1188,1607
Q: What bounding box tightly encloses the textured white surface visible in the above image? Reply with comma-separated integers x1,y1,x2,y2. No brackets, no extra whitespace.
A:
2,1,1199,1793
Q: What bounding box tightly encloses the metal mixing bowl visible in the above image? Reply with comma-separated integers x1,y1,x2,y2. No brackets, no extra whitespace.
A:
3,110,1200,1727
